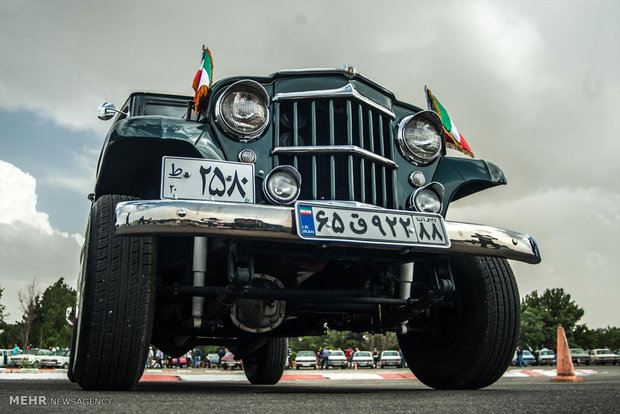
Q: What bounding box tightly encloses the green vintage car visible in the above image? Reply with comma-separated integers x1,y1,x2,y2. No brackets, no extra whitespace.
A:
68,64,540,390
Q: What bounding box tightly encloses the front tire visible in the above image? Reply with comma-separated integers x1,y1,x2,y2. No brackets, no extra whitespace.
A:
243,338,287,385
398,256,520,390
72,195,156,390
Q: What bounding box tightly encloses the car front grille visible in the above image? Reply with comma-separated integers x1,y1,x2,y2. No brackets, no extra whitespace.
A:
271,95,398,208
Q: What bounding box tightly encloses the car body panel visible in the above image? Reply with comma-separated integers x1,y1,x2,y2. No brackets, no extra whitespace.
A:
512,350,537,366
295,351,318,368
40,350,70,368
327,351,348,368
351,351,374,368
221,352,243,369
379,350,402,367
590,349,618,365
537,349,556,366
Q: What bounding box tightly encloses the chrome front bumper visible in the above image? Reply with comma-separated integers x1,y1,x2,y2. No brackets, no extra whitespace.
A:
115,200,541,264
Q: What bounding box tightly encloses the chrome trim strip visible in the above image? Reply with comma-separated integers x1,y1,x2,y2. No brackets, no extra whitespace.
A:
115,200,541,264
272,83,395,118
271,145,399,169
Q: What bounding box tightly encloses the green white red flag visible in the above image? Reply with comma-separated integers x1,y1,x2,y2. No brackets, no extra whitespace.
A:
192,47,214,114
426,87,474,158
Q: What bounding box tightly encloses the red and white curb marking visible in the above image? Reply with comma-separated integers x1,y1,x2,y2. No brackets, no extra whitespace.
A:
0,369,598,382
503,369,597,378
146,372,418,382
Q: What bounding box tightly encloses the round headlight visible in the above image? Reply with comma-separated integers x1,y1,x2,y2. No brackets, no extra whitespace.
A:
408,182,445,214
215,80,270,140
397,111,443,165
263,166,302,205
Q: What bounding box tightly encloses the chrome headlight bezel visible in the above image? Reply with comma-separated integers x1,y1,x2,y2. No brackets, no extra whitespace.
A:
215,79,270,142
263,166,302,206
407,182,445,214
397,110,444,165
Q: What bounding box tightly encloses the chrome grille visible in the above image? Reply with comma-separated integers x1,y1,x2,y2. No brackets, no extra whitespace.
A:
272,97,398,208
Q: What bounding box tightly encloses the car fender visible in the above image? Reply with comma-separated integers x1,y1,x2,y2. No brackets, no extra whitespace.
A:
95,116,226,200
434,157,507,214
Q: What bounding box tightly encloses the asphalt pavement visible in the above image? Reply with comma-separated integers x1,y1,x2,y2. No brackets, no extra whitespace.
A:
0,366,618,413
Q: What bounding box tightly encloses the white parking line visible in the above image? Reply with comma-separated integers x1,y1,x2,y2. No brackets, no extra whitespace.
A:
322,373,384,380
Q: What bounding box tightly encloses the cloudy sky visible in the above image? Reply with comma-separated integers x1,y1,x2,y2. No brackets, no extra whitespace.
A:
0,0,618,328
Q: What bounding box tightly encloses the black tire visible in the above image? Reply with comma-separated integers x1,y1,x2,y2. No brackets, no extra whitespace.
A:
243,338,287,385
72,195,156,390
398,256,520,390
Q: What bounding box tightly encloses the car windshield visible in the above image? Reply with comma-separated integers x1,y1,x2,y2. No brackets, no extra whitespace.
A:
523,350,534,357
355,352,371,357
142,103,187,118
297,351,315,357
597,350,613,355
224,352,234,357
38,349,53,356
541,350,554,356
330,351,344,357
570,349,586,355
53,350,67,356
382,351,399,356
24,349,38,355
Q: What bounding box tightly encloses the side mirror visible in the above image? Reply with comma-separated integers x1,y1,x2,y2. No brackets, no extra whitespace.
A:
97,102,127,121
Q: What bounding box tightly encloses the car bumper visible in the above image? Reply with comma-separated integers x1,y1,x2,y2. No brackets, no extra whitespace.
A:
296,361,317,367
328,361,348,366
594,358,617,364
353,361,373,367
115,200,541,264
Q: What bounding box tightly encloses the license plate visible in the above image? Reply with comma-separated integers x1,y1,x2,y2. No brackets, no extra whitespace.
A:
161,156,255,203
295,202,450,248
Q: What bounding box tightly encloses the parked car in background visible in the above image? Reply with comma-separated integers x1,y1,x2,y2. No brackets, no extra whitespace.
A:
40,350,70,369
589,349,618,365
569,348,590,366
537,349,556,366
221,352,243,370
206,353,220,368
379,350,402,368
9,348,53,367
327,350,348,369
294,351,317,369
511,350,536,366
351,351,374,368
0,349,12,367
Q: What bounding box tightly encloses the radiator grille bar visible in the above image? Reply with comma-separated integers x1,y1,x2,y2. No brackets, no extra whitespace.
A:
273,95,397,208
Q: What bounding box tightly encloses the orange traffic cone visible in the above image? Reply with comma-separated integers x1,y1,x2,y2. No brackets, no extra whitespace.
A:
552,324,583,382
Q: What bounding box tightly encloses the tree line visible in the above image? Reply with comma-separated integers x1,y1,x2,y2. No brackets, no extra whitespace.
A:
0,279,617,352
518,288,619,350
0,278,75,349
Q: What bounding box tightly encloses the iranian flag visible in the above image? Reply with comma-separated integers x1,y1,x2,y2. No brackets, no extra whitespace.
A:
425,87,474,158
192,47,214,114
